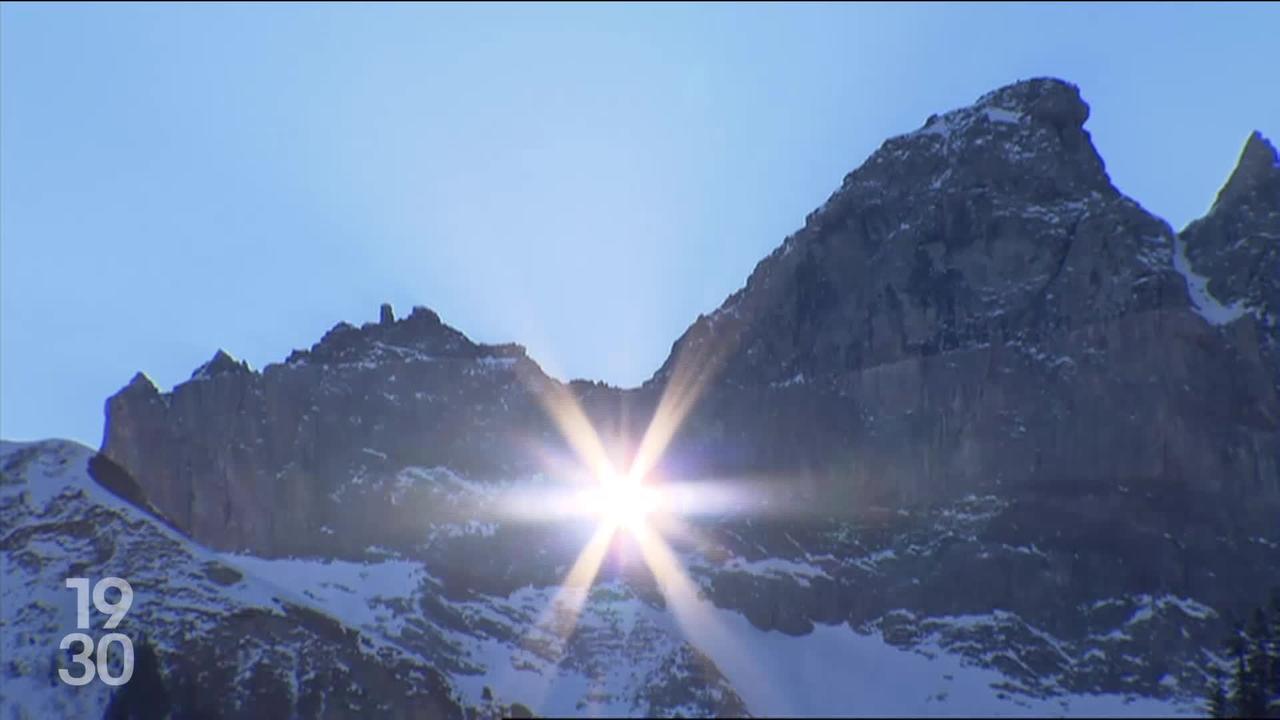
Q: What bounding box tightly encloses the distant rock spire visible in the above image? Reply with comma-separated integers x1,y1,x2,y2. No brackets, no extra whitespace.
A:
189,349,251,380
380,303,395,325
1214,131,1280,211
124,371,160,395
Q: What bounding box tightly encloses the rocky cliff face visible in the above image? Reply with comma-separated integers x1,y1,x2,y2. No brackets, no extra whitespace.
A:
84,77,1280,713
648,78,1278,509
100,305,567,555
658,78,1181,382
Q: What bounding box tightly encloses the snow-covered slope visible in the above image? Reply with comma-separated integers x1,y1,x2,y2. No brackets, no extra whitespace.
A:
2,439,1205,718
0,439,463,720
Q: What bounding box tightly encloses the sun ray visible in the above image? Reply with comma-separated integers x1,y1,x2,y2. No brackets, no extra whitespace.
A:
515,363,618,482
501,520,618,714
496,313,783,713
629,313,747,484
541,519,618,636
524,440,603,486
649,512,718,557
629,521,778,708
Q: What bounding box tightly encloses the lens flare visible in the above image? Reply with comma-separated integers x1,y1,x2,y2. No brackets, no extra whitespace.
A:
576,471,661,533
498,327,758,715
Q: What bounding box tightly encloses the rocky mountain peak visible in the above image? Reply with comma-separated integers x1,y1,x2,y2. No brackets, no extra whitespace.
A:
190,349,252,380
1178,131,1280,391
123,370,160,394
654,76,1175,392
1213,130,1280,211
820,76,1108,213
285,304,526,367
640,77,1277,512
974,77,1089,126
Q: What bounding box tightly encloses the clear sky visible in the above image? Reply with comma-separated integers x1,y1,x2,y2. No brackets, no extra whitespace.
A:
3,2,1278,447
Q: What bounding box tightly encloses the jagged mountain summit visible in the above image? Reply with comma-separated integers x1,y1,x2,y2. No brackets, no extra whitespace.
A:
658,77,1180,384
4,77,1278,718
100,304,553,556
1178,130,1280,386
652,77,1276,508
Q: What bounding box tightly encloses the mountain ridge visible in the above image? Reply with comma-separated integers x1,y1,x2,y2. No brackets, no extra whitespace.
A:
8,75,1277,717
98,75,1280,551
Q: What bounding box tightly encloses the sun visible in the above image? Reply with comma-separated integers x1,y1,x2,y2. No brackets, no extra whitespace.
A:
576,471,660,532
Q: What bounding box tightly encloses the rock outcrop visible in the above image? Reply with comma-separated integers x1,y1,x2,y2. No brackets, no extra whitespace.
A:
1178,131,1280,392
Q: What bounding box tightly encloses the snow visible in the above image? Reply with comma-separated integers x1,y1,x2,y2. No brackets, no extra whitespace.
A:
721,556,831,587
215,554,426,632
476,356,519,369
1,440,93,507
1128,595,1216,623
0,440,467,719
1172,236,1248,325
0,445,116,716
1136,234,1174,271
904,101,1025,151
437,561,1201,717
672,600,1197,717
853,547,899,571
0,673,112,720
0,441,1212,717
771,372,807,388
451,624,603,715
985,107,1023,124
444,583,687,716
0,441,283,716
920,115,952,138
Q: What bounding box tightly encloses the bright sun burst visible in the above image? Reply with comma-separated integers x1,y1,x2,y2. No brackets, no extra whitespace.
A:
576,471,661,533
487,324,764,713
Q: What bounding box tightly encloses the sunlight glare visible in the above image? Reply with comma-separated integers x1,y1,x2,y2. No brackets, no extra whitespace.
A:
577,471,660,532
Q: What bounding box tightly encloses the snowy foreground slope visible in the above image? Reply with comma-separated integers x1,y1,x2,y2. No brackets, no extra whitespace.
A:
1,439,460,719
2,440,1200,717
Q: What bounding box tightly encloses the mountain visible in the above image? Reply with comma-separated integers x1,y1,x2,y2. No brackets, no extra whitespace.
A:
97,306,554,556
1177,131,1280,391
4,77,1278,717
2,439,1199,718
1,440,465,719
649,78,1276,508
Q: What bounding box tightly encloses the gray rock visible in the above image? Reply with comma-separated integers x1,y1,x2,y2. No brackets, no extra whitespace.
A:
1179,130,1280,393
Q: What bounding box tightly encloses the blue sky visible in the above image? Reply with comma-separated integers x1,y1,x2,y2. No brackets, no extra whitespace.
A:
3,2,1278,446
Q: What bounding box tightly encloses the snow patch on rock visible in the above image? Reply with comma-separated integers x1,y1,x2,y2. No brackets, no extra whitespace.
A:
1173,236,1248,325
